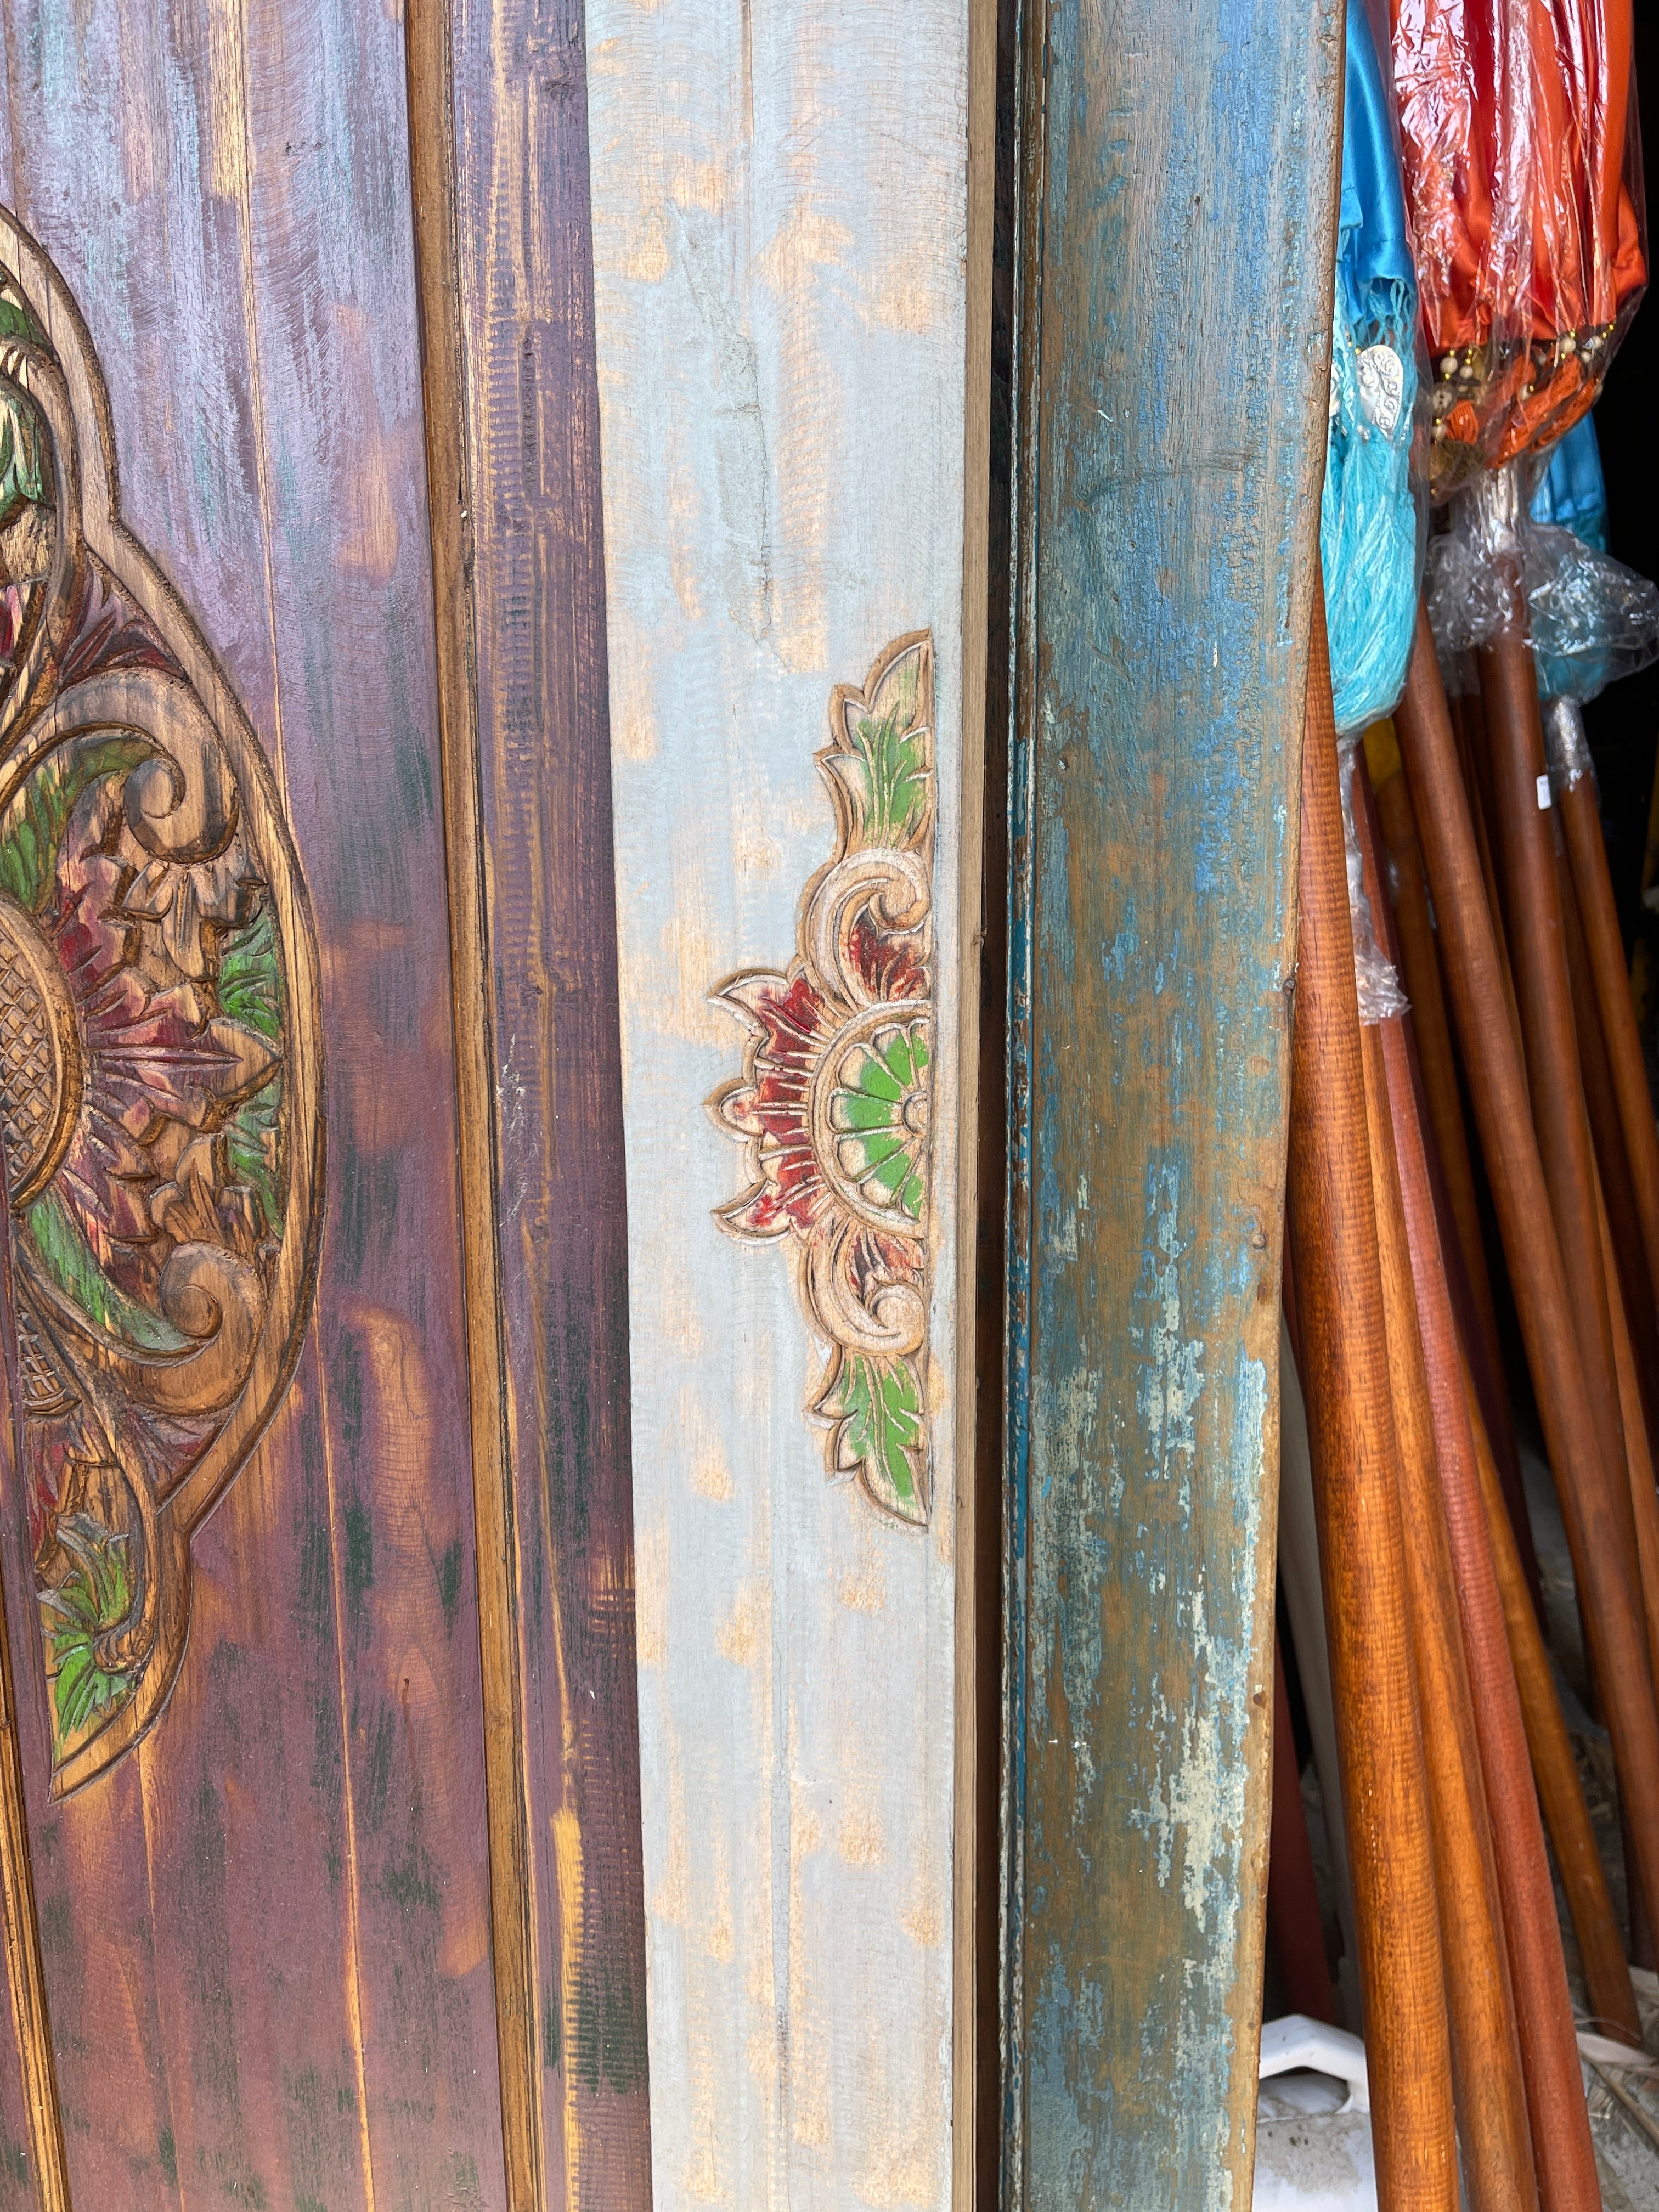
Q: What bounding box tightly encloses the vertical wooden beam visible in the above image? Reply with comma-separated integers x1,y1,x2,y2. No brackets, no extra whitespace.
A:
1003,0,1344,2200
428,0,657,2198
404,9,543,2205
958,0,999,2193
585,0,990,2193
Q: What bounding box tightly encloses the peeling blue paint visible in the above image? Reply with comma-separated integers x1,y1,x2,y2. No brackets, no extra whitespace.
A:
1003,0,1343,2201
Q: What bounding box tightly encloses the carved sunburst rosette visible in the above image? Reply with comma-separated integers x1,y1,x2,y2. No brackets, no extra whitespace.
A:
0,212,321,1792
709,633,935,1526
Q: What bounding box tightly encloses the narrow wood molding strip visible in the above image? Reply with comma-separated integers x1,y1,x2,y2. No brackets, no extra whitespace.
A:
956,0,997,2185
0,1199,66,2212
402,7,544,2205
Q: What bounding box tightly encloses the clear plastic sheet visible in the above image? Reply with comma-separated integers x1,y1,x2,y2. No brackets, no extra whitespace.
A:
1339,738,1410,1025
1424,461,1659,702
1390,0,1647,492
1323,0,1429,733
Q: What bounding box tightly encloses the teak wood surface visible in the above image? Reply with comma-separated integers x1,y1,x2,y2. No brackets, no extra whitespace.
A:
0,2,654,2208
1002,0,1344,2203
0,5,511,2205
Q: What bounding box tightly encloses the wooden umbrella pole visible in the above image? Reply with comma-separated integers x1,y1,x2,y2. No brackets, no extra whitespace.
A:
1361,723,1506,1406
1393,597,1659,1950
1553,699,1659,1348
1358,1012,1538,2212
1453,684,1525,1047
1596,1168,1659,1696
1352,757,1606,2202
1562,852,1659,1438
1461,1358,1644,2047
1358,724,1541,1603
1477,613,1637,1561
1287,585,1457,2210
1267,1627,1336,2024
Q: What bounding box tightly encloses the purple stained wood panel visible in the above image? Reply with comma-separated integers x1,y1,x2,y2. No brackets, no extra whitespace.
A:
445,0,652,2198
0,4,509,2208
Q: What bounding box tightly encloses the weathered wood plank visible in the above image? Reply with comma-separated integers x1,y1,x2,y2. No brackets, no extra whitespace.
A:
585,0,987,2193
1003,1,1343,2204
0,5,509,2205
407,0,655,2198
438,0,654,2202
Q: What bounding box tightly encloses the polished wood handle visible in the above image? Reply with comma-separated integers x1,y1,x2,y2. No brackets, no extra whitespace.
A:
1396,601,1659,1954
1359,1013,1538,2212
1288,583,1457,2210
1355,742,1617,2210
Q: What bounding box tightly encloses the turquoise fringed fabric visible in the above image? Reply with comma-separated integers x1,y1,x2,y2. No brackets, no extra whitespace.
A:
1321,0,1423,735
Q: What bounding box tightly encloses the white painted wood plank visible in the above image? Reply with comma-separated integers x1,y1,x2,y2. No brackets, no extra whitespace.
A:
586,0,974,2197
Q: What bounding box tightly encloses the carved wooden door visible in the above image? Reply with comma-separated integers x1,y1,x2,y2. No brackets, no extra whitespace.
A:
0,0,992,2203
0,3,652,2207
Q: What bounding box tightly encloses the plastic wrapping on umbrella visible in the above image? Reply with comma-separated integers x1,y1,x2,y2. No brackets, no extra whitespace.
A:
1528,525,1659,699
1542,696,1597,796
1323,0,1428,734
1424,465,1659,702
1339,737,1410,1025
1391,0,1647,490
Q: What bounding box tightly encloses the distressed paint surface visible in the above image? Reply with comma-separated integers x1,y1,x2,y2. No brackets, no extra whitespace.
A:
444,0,653,2198
1005,1,1343,2205
584,0,975,2194
0,6,508,2206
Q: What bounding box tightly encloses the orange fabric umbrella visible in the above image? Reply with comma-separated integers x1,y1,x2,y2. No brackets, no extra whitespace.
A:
1391,0,1645,482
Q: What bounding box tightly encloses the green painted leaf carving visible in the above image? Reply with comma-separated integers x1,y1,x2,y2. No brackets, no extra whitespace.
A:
0,738,149,912
218,901,283,1040
848,704,929,847
835,1353,925,1523
41,1514,135,1751
0,289,46,351
24,1190,190,1353
228,1076,284,1235
0,386,42,527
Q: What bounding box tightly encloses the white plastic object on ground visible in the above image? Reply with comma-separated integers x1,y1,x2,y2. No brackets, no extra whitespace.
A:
1255,2015,1378,2212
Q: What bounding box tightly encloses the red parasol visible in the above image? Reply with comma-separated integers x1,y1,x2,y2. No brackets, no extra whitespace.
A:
1391,0,1645,480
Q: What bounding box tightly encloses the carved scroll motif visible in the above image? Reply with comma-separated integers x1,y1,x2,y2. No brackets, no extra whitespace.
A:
0,213,321,1793
709,633,935,1526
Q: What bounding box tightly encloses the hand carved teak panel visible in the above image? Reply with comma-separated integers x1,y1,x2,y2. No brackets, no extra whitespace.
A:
0,212,318,1797
712,633,936,1525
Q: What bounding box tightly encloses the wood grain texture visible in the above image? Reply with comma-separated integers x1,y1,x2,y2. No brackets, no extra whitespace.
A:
584,0,985,2197
1365,808,1616,2194
1001,1,1342,2202
1358,1019,1535,2212
1396,602,1659,2054
412,0,654,2199
1351,791,1537,2212
1286,605,1455,2212
1480,633,1637,1573
0,1220,59,2212
1561,768,1659,1348
0,7,509,2205
1357,730,1541,1609
404,1,543,2200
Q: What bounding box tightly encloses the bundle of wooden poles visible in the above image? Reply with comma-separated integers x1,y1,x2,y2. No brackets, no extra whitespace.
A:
1275,531,1659,2207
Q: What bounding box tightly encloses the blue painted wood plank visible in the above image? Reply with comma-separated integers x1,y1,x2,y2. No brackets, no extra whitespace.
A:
1004,3,1344,2204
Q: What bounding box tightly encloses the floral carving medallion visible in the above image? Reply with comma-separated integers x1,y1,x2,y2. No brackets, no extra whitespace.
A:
0,213,321,1792
710,633,935,1526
